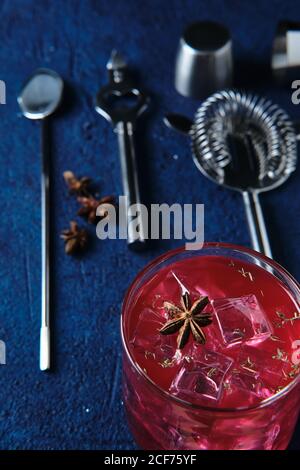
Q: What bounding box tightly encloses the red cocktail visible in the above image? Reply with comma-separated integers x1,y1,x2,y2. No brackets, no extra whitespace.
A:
121,243,300,450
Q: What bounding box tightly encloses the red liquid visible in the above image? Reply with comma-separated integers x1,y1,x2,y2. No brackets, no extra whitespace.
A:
122,253,300,450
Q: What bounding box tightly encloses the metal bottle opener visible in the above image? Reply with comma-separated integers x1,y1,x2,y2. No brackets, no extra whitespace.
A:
95,51,149,249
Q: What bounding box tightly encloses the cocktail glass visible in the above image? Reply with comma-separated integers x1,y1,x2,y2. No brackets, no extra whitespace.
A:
121,243,300,450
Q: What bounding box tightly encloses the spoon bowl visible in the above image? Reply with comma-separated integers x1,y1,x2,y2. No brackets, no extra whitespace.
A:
18,68,63,120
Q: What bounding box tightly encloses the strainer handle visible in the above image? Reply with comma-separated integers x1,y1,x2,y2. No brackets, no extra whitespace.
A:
242,191,273,259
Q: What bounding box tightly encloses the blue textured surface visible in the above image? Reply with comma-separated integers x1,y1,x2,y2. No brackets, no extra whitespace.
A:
0,0,300,450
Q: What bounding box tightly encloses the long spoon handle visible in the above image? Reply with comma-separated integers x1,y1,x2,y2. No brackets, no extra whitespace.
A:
242,191,273,259
40,119,51,370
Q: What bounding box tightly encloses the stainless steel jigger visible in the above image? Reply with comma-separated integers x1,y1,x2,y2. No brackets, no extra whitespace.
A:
95,51,149,249
175,21,233,99
272,20,300,83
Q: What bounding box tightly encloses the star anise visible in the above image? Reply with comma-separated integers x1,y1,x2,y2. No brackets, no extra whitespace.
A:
60,221,88,255
77,195,115,224
63,171,92,196
159,292,212,349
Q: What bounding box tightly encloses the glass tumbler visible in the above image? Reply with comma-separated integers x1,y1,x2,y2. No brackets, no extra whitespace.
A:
121,243,300,450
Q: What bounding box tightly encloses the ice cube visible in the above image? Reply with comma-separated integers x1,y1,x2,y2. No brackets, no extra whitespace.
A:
223,343,290,405
130,307,181,367
220,373,272,408
149,335,182,368
237,344,290,392
130,307,166,351
212,294,273,346
169,345,233,402
227,370,270,400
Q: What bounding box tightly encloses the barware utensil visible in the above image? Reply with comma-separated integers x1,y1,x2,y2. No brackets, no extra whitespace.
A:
18,69,63,370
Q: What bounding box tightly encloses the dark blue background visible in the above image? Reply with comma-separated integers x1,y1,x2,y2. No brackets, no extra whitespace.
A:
0,0,300,450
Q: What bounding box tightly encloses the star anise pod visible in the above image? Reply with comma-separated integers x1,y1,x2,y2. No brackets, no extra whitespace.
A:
77,195,115,224
159,292,212,349
60,221,88,255
63,171,92,196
